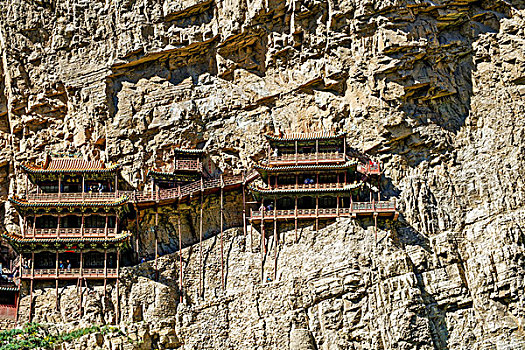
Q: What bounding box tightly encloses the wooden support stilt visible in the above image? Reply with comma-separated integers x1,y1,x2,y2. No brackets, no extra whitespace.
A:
315,195,319,232
294,197,298,243
55,250,59,310
78,277,83,317
262,209,266,255
155,209,159,281
116,248,120,324
261,214,265,283
199,186,204,298
178,209,183,303
220,174,225,290
29,278,34,323
55,279,59,310
242,173,247,243
273,219,277,281
29,251,34,322
79,250,83,317
273,195,278,280
103,249,107,300
249,219,253,253
374,214,378,242
134,204,140,263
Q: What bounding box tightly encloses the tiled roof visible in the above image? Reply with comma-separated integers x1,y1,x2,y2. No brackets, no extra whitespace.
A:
265,132,346,142
254,160,356,172
21,157,120,174
8,195,129,208
2,231,131,244
0,285,18,292
172,147,205,154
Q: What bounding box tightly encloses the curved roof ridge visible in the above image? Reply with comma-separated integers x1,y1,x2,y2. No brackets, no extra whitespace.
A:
265,132,346,142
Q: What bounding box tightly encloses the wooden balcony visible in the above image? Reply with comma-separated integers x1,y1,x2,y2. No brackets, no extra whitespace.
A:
267,152,345,165
175,159,202,172
250,200,397,222
22,268,118,280
26,227,117,238
265,183,346,190
24,192,124,203
132,174,244,203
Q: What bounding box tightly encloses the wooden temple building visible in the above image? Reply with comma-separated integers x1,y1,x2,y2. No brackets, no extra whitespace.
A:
249,132,398,238
0,133,400,322
2,155,131,321
147,147,207,190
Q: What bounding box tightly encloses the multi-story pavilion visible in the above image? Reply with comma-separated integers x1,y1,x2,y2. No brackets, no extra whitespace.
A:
2,155,130,320
249,132,397,236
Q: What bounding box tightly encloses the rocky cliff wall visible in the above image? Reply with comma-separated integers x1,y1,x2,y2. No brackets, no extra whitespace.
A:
1,0,525,349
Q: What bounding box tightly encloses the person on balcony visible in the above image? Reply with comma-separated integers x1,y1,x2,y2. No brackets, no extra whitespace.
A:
97,183,103,193
66,260,71,271
59,261,64,270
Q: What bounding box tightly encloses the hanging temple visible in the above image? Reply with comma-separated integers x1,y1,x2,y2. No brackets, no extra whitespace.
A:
0,132,398,324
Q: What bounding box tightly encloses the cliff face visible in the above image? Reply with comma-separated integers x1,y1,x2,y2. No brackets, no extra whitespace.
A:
1,0,525,349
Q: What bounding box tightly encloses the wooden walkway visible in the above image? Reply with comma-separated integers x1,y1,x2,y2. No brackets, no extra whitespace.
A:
17,173,248,208
250,200,397,223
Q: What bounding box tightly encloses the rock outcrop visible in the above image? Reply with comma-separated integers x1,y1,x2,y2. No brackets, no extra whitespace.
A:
1,0,525,349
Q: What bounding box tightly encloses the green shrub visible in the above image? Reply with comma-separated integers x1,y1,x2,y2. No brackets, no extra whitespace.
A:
0,323,124,350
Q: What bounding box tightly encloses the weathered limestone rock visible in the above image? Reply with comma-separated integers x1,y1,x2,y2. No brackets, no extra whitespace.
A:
1,0,525,349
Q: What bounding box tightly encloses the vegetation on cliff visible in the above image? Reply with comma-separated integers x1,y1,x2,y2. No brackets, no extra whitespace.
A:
0,323,126,350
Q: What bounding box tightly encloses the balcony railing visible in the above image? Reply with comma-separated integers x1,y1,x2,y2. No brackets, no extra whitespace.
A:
26,227,117,238
268,152,345,165
132,174,244,203
265,183,346,190
22,268,118,279
250,200,396,220
24,192,123,203
17,174,245,206
175,160,202,172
